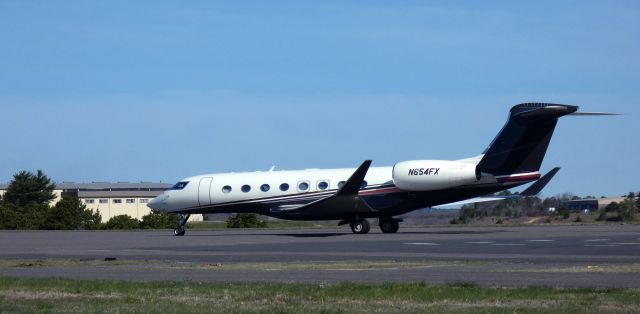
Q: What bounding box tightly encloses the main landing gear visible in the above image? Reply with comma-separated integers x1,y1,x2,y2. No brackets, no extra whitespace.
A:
378,218,400,234
350,219,370,234
341,217,402,234
174,214,190,237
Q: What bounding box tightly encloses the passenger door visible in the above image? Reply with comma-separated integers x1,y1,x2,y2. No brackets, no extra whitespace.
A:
198,177,213,206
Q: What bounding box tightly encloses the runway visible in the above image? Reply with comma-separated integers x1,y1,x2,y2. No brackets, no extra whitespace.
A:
1,225,639,287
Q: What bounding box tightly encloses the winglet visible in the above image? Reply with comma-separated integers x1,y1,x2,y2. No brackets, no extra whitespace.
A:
336,160,372,196
520,167,561,196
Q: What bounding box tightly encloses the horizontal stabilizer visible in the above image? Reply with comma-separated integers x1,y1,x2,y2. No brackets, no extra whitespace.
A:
520,167,560,196
568,112,621,116
434,167,561,208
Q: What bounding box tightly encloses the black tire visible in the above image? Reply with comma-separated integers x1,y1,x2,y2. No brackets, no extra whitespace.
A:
174,228,186,237
379,220,400,233
350,219,370,234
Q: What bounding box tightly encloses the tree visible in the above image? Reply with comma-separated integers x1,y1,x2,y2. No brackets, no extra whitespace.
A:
3,170,56,208
0,204,19,229
618,199,637,222
139,210,179,229
105,215,140,230
605,202,621,213
81,208,103,230
41,196,84,230
41,196,102,230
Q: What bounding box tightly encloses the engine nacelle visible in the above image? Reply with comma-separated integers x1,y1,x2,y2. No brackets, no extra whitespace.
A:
392,160,479,191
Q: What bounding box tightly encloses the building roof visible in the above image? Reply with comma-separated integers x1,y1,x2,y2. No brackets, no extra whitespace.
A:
77,190,163,198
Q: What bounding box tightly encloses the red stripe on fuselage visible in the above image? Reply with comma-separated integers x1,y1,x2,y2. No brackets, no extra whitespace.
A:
358,187,403,196
495,173,540,183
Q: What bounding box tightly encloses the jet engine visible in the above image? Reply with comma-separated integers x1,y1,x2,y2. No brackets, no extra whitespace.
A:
392,160,479,191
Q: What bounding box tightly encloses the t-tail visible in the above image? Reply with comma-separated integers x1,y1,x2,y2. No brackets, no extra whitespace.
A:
477,103,616,178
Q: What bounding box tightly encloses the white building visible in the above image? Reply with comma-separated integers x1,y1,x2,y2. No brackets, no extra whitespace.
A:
0,182,203,223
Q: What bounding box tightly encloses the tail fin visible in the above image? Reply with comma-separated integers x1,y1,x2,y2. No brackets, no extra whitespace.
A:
478,103,578,176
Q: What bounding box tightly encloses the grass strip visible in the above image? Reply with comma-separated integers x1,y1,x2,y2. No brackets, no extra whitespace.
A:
0,277,639,313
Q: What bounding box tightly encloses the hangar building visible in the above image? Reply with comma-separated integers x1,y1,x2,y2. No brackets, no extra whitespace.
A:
0,182,203,223
563,197,628,212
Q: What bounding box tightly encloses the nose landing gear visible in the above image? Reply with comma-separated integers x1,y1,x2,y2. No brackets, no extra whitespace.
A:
174,214,190,236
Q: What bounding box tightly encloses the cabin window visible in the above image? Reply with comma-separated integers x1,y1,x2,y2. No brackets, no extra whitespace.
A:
280,183,290,191
338,181,346,188
241,185,251,193
126,199,135,204
171,181,189,190
298,181,310,192
84,199,95,204
140,199,149,204
261,184,270,192
113,199,122,204
317,181,329,190
99,199,108,204
222,186,232,193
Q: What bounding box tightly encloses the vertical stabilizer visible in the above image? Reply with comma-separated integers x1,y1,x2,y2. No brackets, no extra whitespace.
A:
478,103,578,176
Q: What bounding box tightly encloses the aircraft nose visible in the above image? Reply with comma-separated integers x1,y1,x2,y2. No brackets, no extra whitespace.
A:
148,194,169,212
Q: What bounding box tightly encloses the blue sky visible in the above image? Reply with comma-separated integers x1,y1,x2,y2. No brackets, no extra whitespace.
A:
0,1,638,197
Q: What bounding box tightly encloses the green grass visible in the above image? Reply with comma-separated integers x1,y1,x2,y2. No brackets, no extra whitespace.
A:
0,258,478,271
0,277,639,313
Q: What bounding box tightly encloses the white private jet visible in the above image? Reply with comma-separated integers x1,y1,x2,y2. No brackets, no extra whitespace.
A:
149,103,616,236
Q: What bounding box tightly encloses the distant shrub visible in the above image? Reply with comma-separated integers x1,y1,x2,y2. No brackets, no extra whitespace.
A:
105,215,140,230
226,213,267,228
139,210,180,229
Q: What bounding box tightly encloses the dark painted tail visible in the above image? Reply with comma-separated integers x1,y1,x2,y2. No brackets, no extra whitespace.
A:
477,103,578,176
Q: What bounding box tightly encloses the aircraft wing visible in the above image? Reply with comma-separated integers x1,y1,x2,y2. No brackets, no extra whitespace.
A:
435,167,560,208
270,160,374,217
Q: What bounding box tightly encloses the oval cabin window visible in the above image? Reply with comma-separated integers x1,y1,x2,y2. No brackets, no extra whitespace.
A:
318,181,329,190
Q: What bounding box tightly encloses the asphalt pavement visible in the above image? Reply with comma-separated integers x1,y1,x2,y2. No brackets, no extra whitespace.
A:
1,225,639,287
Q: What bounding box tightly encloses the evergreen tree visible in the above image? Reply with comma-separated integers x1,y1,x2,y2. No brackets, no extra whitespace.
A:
0,204,19,229
81,208,103,230
3,170,56,208
41,196,100,230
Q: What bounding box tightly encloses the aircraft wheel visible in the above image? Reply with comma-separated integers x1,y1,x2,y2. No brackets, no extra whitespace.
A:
174,228,186,237
350,219,370,234
379,220,399,233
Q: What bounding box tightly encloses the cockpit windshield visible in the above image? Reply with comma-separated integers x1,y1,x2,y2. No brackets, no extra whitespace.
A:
171,181,189,190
